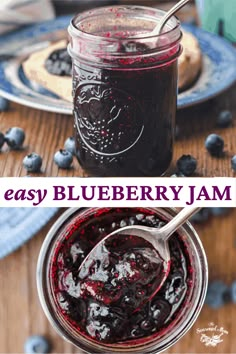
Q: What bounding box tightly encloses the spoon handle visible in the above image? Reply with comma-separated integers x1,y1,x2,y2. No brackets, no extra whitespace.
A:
152,0,191,36
160,207,201,240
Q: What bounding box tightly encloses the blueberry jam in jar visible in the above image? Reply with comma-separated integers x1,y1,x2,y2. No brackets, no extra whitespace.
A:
68,6,182,177
37,208,208,353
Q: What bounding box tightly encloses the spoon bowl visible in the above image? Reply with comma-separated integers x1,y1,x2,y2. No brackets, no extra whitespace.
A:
78,206,201,311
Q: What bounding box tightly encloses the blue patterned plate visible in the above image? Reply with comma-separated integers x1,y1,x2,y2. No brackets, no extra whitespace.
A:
178,24,236,108
0,17,236,113
0,208,58,259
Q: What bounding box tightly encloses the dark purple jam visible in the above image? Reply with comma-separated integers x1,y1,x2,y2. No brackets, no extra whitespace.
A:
50,208,192,345
72,45,178,177
45,48,72,77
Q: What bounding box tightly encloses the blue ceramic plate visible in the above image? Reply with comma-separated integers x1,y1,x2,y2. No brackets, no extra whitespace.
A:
0,207,58,259
0,17,236,113
178,23,236,108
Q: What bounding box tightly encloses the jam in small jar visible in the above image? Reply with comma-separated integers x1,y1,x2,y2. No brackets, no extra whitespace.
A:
68,6,182,177
37,207,208,353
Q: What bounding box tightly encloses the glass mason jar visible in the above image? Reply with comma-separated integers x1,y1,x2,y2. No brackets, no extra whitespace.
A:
68,6,182,177
37,207,208,354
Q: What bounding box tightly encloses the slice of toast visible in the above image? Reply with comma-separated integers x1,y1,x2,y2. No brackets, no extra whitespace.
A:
23,40,72,102
178,31,202,91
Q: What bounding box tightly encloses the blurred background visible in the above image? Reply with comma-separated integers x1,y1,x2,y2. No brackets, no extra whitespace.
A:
1,0,235,44
52,0,236,41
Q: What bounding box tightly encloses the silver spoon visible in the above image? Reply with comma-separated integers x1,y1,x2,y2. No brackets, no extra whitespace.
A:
78,206,201,306
152,0,191,36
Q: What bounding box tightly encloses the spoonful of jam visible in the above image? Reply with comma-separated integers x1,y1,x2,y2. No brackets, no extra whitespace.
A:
76,207,200,313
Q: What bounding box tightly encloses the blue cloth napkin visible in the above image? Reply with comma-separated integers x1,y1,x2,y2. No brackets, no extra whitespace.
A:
0,207,58,259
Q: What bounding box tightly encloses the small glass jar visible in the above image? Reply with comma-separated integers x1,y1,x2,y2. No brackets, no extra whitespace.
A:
68,6,182,177
37,207,208,354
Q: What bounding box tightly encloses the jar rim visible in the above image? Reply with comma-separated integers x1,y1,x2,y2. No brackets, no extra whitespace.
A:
69,5,181,41
37,207,208,354
68,5,182,68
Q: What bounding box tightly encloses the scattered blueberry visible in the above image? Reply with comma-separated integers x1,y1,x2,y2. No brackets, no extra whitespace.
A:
205,280,229,309
230,281,236,303
54,149,73,169
0,97,9,111
210,207,230,217
176,154,197,176
231,155,236,171
45,48,72,76
24,335,50,354
217,110,233,128
5,127,25,149
0,132,5,149
23,153,42,172
205,134,224,157
64,136,76,155
190,208,210,223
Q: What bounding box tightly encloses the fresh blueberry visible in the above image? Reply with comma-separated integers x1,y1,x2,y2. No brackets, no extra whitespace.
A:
0,97,9,111
64,136,76,155
210,207,230,217
231,155,236,171
205,134,224,157
176,154,197,176
24,335,50,354
54,149,73,169
190,208,210,223
5,127,25,149
23,153,42,172
0,132,5,149
205,280,229,309
229,281,236,303
217,110,233,128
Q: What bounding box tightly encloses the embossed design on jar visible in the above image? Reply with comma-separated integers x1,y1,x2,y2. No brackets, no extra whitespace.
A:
74,83,144,156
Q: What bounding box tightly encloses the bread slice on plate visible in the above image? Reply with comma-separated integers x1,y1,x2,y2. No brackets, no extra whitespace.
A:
23,40,72,101
178,30,202,91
